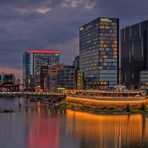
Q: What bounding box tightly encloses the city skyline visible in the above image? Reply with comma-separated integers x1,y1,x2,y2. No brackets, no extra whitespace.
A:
1,0,148,79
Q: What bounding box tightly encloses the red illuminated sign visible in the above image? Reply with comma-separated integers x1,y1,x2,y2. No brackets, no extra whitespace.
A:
26,49,60,54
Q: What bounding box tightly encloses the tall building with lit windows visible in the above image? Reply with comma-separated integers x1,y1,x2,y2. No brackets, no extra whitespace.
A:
121,20,148,87
79,17,119,88
23,49,60,91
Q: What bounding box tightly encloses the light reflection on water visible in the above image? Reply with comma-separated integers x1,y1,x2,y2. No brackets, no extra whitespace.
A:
0,97,148,148
65,110,148,148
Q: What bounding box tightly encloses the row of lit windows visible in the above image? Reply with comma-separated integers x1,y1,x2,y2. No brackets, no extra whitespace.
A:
99,48,118,51
81,39,117,44
80,55,117,63
81,32,117,39
83,66,118,71
80,42,117,48
98,25,117,29
80,46,118,52
99,62,117,66
98,22,117,26
80,29,117,35
81,24,117,32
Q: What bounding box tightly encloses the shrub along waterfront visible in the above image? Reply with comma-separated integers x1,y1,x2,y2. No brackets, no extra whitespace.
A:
59,97,148,114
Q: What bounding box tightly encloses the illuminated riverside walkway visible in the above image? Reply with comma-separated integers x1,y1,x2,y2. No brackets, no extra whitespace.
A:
74,90,146,97
65,90,147,101
64,90,148,110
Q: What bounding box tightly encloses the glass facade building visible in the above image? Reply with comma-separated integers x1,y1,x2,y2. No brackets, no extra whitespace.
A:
23,50,60,90
73,56,80,70
0,74,15,84
121,20,148,87
80,17,119,88
140,70,148,89
57,65,76,89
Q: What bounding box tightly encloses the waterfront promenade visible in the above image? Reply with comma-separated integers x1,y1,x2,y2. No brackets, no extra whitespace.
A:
61,90,148,113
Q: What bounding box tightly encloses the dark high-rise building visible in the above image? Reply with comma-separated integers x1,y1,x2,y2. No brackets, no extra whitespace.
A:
39,66,49,90
46,64,65,90
23,49,60,91
0,74,15,84
0,74,19,92
73,56,80,70
80,17,119,88
139,70,148,89
57,65,76,89
121,20,148,87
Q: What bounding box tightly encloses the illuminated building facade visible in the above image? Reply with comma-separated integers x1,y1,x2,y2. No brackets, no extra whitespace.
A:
23,49,60,91
80,17,119,88
76,71,84,90
121,20,148,87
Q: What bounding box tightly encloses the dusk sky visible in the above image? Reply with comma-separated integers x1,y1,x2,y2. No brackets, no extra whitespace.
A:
0,0,148,79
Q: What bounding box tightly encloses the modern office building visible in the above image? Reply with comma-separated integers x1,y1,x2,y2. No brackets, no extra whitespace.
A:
76,70,84,90
80,17,119,88
121,20,148,87
23,49,60,91
0,74,19,92
49,64,65,90
140,70,148,89
57,65,76,89
73,56,80,70
0,74,15,84
39,66,49,90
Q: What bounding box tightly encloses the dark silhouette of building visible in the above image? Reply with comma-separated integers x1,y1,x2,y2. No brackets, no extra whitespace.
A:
73,56,80,70
57,65,76,89
39,66,49,90
121,20,148,87
0,74,19,92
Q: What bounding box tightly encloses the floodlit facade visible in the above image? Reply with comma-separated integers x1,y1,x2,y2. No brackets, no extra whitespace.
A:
80,17,119,88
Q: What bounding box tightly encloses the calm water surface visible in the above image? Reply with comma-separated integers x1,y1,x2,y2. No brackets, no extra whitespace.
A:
0,97,148,148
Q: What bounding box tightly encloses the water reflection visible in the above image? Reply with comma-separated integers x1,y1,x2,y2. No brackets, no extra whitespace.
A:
1,97,148,148
65,110,148,148
28,116,60,148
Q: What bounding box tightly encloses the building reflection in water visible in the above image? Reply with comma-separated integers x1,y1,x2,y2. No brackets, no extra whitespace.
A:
66,110,148,148
27,105,62,148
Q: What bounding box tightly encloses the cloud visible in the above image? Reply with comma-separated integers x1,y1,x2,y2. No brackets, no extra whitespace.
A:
0,0,148,77
36,7,52,14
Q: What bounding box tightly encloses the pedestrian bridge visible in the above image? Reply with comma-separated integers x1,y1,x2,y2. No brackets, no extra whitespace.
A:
0,92,66,104
0,91,65,96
